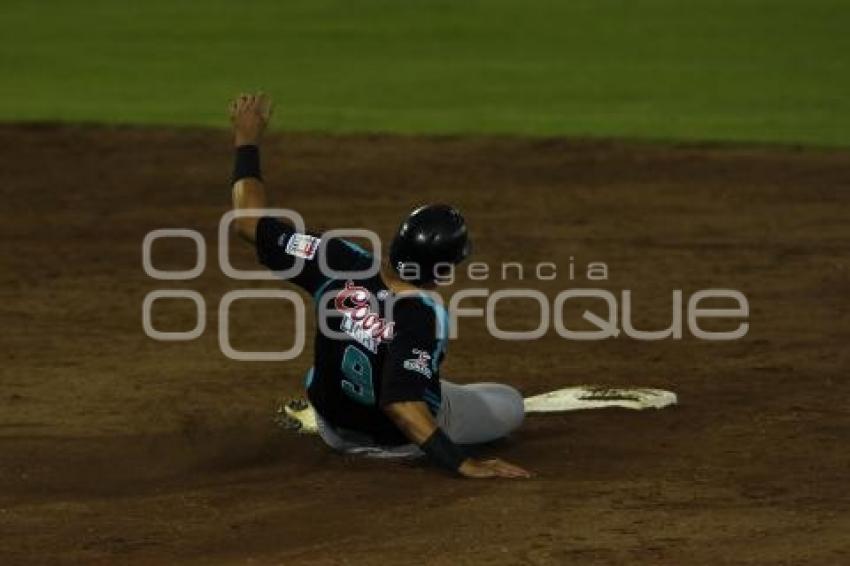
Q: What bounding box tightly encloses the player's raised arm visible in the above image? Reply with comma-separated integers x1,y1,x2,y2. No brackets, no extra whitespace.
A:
229,92,274,243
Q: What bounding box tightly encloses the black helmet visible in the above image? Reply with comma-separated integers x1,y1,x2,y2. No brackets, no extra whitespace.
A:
389,204,471,284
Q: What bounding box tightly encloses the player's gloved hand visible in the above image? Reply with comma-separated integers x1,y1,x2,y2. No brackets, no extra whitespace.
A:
458,457,533,479
229,92,273,146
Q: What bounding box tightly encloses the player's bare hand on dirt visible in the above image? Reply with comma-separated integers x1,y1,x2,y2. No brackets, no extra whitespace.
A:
230,92,273,146
458,458,533,479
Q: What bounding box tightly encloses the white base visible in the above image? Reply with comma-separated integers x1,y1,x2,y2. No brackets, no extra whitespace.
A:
523,386,677,413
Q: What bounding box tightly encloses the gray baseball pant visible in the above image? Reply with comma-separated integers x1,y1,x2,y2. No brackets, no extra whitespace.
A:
316,380,525,457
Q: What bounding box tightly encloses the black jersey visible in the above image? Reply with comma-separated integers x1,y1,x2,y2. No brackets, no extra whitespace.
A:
255,217,447,445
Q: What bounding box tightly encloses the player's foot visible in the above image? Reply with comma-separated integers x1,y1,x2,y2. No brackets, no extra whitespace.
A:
273,400,303,431
273,397,319,434
287,398,310,412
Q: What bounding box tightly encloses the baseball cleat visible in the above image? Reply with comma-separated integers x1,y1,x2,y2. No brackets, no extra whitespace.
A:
273,397,319,434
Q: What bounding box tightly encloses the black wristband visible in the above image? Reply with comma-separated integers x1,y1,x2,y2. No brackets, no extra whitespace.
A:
420,428,466,472
232,144,261,183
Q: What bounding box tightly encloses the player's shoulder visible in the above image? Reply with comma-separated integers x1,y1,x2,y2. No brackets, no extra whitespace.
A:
391,291,438,311
321,235,374,275
324,235,373,260
389,292,447,334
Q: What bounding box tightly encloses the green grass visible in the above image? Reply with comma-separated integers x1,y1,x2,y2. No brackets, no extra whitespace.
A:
1,0,848,146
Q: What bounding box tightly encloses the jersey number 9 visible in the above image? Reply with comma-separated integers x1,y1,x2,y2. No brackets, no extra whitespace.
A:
341,345,375,405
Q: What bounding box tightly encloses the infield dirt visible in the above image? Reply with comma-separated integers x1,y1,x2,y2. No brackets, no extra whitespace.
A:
1,125,848,564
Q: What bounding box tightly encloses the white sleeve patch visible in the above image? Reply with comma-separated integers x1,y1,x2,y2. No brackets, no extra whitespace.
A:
284,233,321,260
403,349,433,379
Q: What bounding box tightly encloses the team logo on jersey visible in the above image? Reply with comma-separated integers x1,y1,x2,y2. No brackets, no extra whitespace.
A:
403,349,433,378
283,233,321,260
335,281,394,353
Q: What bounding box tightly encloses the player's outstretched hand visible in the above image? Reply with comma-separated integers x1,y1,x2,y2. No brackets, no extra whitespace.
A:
229,92,273,146
458,457,533,479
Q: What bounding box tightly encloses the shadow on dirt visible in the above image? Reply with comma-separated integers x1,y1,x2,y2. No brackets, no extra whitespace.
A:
0,414,308,497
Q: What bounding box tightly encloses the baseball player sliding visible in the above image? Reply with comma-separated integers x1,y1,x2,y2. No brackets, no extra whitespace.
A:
229,92,531,478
